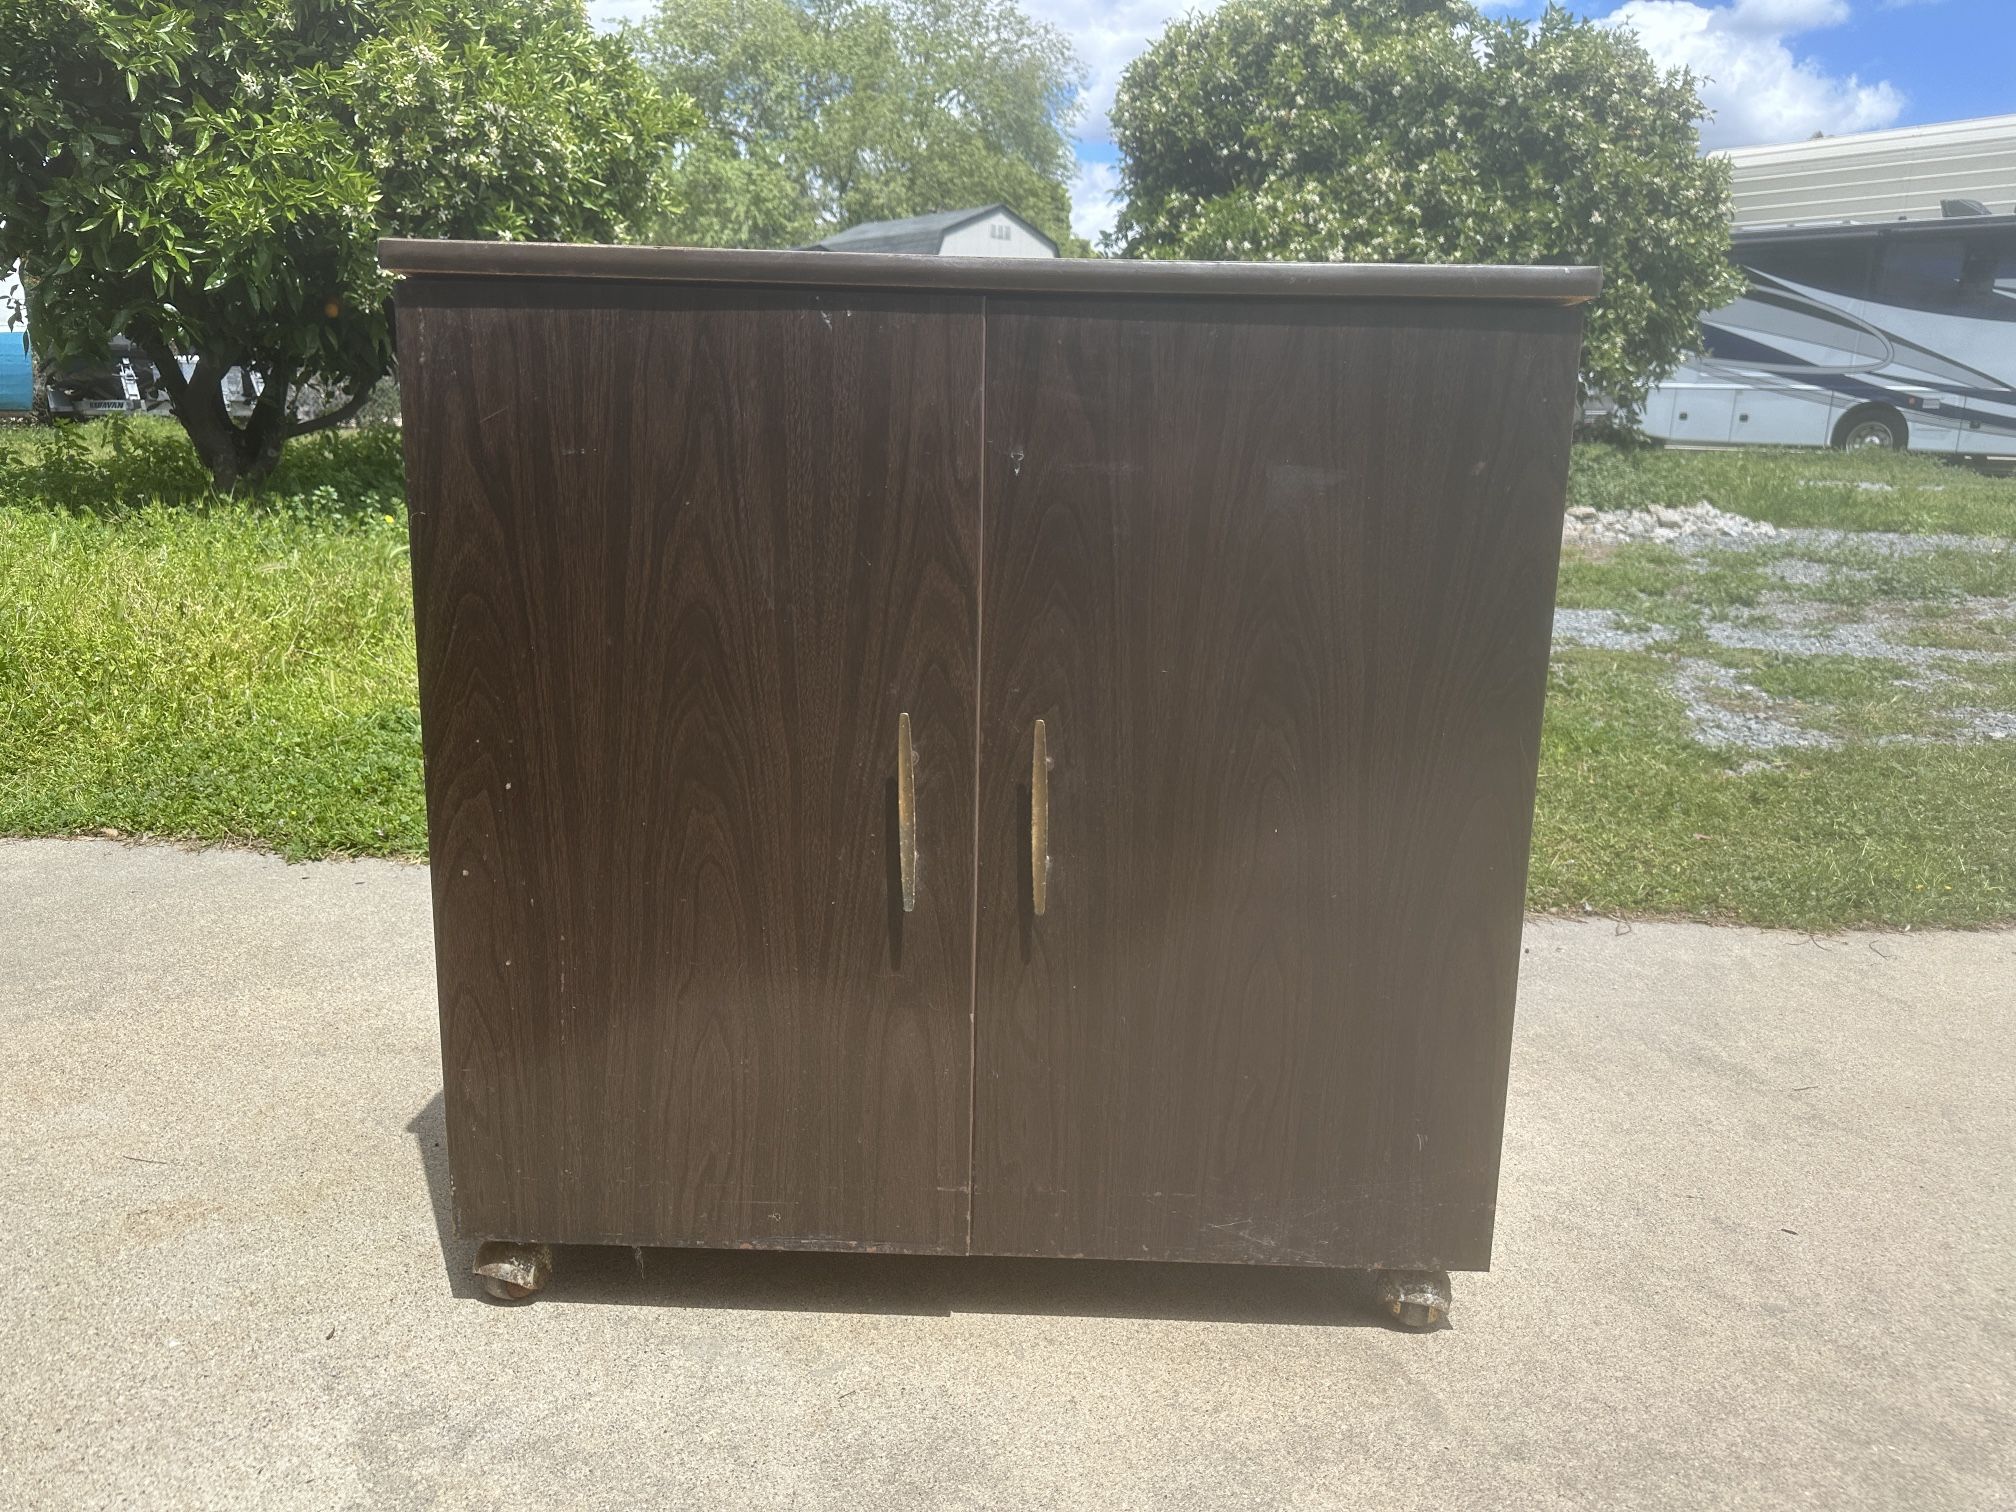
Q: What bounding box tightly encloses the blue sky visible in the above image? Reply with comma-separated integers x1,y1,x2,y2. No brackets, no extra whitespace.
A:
588,0,2013,243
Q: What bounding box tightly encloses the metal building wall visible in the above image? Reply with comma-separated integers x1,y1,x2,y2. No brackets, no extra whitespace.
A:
1722,114,2016,227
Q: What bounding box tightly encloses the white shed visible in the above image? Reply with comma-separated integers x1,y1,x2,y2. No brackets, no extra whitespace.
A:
803,204,1058,259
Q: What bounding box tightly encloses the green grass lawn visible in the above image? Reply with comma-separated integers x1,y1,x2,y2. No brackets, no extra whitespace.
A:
0,421,424,857
1570,441,2014,534
1533,652,2016,929
3,419,2014,926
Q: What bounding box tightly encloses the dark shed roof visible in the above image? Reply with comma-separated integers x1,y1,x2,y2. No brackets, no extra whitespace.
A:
801,204,1058,255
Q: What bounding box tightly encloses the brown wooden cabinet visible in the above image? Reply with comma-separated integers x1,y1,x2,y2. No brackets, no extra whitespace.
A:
386,240,1596,1322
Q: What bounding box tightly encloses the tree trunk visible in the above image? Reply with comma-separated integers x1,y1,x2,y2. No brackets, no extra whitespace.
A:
20,268,51,424
132,328,383,493
129,332,292,492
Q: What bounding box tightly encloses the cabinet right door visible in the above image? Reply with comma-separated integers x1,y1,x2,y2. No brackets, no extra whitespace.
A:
972,294,1585,1269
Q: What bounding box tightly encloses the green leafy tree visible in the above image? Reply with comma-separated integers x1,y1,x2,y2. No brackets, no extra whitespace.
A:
636,0,1085,252
1108,0,1747,420
0,0,695,490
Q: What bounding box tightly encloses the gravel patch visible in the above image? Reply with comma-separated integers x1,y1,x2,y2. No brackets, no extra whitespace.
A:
1703,598,2008,670
1867,711,2016,747
1551,608,1665,651
1672,659,1839,751
1780,527,2012,558
1563,503,2010,560
1553,507,2016,752
1792,479,1941,494
1765,556,1858,588
1563,501,1781,547
1952,709,2016,743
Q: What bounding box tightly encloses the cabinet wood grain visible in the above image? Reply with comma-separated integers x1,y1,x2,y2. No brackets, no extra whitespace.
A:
401,279,981,1252
971,297,1585,1268
390,243,1594,1279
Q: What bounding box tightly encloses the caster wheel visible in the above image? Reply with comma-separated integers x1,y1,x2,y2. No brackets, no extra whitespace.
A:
474,1240,553,1302
1376,1268,1451,1330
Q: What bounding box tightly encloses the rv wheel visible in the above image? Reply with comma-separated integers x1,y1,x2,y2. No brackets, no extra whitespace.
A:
1833,405,1907,452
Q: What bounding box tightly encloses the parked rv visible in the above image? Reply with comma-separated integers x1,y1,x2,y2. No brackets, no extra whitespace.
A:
1640,211,2016,457
1640,114,2016,457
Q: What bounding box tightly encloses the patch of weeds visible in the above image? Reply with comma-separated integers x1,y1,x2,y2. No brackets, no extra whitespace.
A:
1895,609,2016,654
1934,656,2016,712
1555,543,1779,636
1691,549,1788,615
1718,605,1785,632
1556,543,1691,610
1786,543,2016,607
1709,651,1945,740
1546,648,1701,745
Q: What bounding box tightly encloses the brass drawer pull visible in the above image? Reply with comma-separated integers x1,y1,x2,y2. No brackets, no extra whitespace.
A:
1032,718,1051,916
898,711,918,913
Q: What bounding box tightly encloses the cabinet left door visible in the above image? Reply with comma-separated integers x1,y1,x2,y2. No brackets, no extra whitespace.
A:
400,279,983,1253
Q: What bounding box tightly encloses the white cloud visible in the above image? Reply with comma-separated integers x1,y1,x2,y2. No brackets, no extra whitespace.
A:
1604,1,1904,148
1721,0,1849,27
591,0,1911,223
1070,159,1123,246
1017,0,1211,144
1045,0,1909,164
585,0,652,28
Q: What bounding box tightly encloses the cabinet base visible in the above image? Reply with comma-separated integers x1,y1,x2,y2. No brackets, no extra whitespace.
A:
469,1242,1457,1327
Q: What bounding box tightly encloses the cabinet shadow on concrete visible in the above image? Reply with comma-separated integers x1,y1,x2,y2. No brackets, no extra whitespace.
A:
410,1093,1409,1328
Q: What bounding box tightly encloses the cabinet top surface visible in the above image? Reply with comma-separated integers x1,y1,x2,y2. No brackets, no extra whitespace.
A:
379,238,1601,305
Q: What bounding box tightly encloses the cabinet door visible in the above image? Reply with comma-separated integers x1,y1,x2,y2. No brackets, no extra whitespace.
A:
973,296,1583,1268
402,280,981,1252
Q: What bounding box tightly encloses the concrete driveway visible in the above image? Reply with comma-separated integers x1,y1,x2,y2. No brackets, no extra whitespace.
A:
2,838,2010,1510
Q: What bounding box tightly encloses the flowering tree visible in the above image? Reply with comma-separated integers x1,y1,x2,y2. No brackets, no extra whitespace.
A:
0,0,694,489
637,0,1084,253
1108,0,1746,421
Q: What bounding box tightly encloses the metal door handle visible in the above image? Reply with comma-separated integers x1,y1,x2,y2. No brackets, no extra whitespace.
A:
897,712,917,913
1031,718,1050,916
